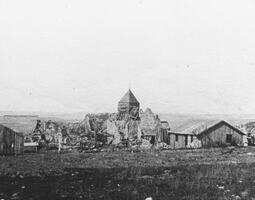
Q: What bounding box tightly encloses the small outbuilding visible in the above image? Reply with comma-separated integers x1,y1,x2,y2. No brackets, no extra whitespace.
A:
167,132,195,149
196,120,245,147
159,121,171,144
0,124,24,155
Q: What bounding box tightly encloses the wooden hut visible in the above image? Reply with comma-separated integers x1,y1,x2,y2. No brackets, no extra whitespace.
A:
168,132,195,149
0,124,24,155
159,121,171,144
196,120,245,147
163,120,197,149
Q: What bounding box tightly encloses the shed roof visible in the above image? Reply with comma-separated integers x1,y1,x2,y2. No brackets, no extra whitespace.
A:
170,119,219,135
197,120,246,136
119,89,139,104
169,131,194,136
169,119,245,136
0,124,23,137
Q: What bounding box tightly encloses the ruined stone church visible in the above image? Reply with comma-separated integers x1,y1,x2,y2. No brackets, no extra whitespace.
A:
107,89,166,146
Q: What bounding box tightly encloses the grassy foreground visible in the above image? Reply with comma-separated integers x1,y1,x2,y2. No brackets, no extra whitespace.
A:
1,147,255,199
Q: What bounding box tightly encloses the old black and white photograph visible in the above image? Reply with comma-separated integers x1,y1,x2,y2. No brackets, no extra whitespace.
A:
1,0,255,199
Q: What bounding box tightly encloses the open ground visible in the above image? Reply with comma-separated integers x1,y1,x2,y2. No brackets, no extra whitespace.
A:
1,147,255,199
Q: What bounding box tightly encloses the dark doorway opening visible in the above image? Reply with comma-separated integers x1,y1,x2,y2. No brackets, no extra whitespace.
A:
226,134,232,143
185,135,188,146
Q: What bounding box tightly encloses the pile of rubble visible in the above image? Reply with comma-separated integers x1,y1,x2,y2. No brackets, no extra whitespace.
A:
26,113,112,152
25,107,169,152
107,108,167,150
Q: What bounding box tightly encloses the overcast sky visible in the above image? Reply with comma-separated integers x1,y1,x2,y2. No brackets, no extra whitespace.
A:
1,0,255,114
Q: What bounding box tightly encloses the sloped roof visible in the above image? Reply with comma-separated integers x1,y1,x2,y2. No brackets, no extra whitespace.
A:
170,120,246,136
119,89,139,104
0,116,36,133
0,124,23,136
197,120,246,136
171,119,218,135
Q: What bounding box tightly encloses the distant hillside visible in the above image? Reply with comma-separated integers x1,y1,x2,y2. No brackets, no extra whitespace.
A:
0,111,86,121
158,113,255,132
0,116,76,134
0,116,38,133
1,111,255,135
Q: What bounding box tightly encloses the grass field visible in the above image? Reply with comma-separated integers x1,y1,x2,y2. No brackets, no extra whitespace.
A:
1,147,255,199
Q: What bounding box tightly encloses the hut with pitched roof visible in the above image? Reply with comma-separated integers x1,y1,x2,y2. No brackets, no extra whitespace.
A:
196,120,245,147
168,120,245,148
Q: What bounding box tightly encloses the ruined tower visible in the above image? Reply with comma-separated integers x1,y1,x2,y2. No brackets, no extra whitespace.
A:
118,89,140,120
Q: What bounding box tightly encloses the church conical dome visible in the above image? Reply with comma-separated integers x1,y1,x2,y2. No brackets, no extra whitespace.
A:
119,89,139,104
118,89,140,120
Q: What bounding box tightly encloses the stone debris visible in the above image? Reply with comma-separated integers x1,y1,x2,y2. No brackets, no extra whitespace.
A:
157,142,171,150
22,90,172,152
140,139,152,150
26,113,112,152
187,138,202,149
217,185,224,190
107,107,168,150
25,107,170,152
